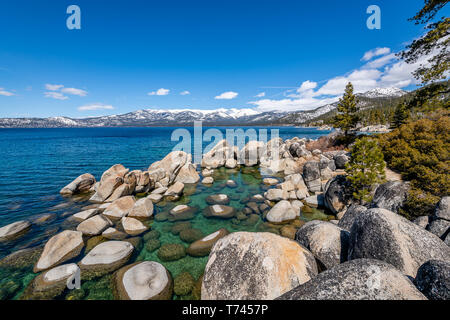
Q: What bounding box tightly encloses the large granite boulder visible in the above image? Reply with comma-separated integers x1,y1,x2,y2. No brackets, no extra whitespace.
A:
370,181,410,213
324,175,351,215
187,229,229,257
264,188,288,201
121,217,148,236
277,259,426,300
102,196,136,220
414,260,450,300
79,241,134,280
174,162,200,184
0,221,31,241
89,164,129,202
238,141,265,167
337,204,367,231
76,215,113,236
303,161,322,192
201,140,231,168
334,154,349,169
131,170,154,194
128,197,154,219
60,173,96,195
434,197,450,221
266,200,299,224
201,232,318,300
34,230,84,272
295,221,350,269
72,209,99,222
149,151,189,183
348,208,450,277
164,181,185,197
113,261,173,300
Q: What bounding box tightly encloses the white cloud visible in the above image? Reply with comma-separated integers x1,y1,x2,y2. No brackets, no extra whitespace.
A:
78,103,114,111
363,53,397,69
148,88,170,96
45,84,64,91
45,92,68,100
0,88,14,96
255,92,266,98
297,80,318,93
61,87,88,97
361,47,391,61
180,90,191,95
249,45,443,112
215,91,238,100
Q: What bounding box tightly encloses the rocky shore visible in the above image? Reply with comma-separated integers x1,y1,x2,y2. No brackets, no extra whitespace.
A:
0,134,448,300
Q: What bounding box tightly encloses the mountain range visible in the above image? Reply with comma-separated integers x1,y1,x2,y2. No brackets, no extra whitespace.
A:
0,87,407,128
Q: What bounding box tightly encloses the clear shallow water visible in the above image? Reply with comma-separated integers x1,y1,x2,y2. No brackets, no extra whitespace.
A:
0,126,332,300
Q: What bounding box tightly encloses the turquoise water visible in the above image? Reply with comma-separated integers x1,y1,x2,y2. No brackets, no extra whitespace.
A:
0,127,332,300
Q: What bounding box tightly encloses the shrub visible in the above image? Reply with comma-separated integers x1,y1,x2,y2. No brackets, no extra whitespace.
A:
379,116,450,217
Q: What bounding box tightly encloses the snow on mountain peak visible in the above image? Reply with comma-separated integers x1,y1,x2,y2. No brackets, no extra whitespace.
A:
360,87,407,98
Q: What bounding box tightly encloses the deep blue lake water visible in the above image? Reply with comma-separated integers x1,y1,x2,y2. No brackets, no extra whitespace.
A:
0,126,332,300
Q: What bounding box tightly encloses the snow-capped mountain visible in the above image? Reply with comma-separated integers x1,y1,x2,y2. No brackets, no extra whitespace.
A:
358,87,407,98
0,87,408,128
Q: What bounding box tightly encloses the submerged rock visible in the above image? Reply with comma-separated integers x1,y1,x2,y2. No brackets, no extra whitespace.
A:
174,272,195,296
0,246,43,270
113,261,173,300
0,221,31,241
79,241,134,280
201,232,318,300
348,208,450,277
179,228,204,243
187,228,229,257
34,230,84,272
22,263,79,300
157,243,186,261
277,259,426,300
203,205,236,219
206,194,230,205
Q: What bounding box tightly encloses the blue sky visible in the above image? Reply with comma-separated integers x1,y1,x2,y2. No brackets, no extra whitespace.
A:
0,0,447,118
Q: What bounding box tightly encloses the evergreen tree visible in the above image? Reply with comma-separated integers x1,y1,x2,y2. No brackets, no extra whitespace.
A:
333,82,360,136
345,137,386,204
392,102,409,128
400,0,449,85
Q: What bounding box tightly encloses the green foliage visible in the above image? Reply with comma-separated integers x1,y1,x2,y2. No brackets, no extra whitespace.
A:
392,102,409,129
400,1,449,84
379,116,450,217
345,137,386,204
332,82,360,136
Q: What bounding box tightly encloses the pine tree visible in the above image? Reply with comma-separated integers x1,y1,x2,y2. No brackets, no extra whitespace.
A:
333,82,360,136
345,137,386,204
392,102,409,128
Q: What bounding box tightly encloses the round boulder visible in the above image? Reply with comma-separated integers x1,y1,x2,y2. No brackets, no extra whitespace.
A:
157,243,186,262
34,230,84,272
277,259,426,300
414,260,450,300
295,221,350,270
0,221,31,241
201,232,318,300
206,194,230,205
266,200,299,224
348,208,450,277
114,261,173,300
